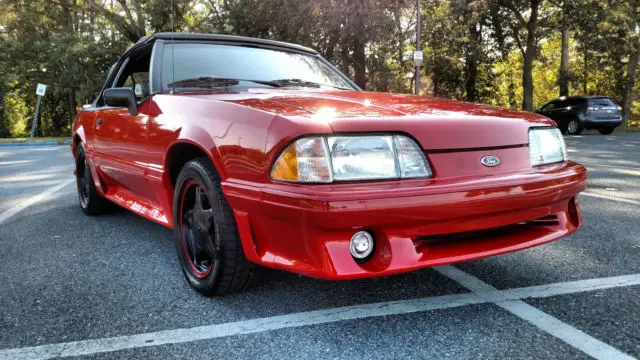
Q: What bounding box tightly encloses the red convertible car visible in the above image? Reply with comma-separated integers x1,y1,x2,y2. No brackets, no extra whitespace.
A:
72,33,587,296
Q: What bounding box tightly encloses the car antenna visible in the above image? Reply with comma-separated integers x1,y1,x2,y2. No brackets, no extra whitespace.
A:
170,0,176,95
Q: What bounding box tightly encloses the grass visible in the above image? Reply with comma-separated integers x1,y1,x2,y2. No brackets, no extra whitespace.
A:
0,136,70,144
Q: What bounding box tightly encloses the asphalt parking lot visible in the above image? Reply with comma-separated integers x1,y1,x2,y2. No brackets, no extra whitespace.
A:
0,132,639,360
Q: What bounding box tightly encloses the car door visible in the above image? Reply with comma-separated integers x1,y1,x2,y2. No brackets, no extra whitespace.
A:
540,100,566,125
538,101,557,119
93,53,156,203
554,99,573,125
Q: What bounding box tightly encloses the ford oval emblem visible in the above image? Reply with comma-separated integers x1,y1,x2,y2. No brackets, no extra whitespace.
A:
480,155,500,167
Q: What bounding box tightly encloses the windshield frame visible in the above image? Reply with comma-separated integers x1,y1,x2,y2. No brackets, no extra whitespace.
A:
149,39,361,94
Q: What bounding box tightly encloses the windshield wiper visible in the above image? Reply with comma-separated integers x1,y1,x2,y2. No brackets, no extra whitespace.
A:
268,78,350,90
166,77,350,91
167,77,282,90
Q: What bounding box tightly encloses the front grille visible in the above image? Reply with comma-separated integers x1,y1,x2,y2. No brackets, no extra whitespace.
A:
413,215,560,252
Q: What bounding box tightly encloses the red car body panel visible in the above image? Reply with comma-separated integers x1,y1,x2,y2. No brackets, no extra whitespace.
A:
72,88,587,280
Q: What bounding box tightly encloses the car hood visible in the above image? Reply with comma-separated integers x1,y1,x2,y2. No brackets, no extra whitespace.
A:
189,89,554,149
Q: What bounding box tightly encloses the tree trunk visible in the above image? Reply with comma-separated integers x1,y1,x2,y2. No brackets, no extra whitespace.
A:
582,48,588,94
464,0,480,102
522,0,540,111
621,48,638,128
68,88,78,123
323,31,340,62
352,38,367,89
559,4,570,97
0,87,5,137
465,21,480,102
490,6,517,109
432,50,438,97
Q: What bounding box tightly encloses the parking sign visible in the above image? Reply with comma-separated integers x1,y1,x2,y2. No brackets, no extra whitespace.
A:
413,51,423,67
36,83,47,96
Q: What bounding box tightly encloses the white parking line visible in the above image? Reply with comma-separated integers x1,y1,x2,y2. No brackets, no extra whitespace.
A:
434,266,635,360
581,192,640,206
0,178,75,225
580,162,640,171
1,272,639,360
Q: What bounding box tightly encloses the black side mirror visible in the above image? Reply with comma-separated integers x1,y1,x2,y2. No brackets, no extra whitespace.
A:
104,88,138,116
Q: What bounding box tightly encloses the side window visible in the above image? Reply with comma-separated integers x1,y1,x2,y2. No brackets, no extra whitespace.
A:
122,72,150,101
541,101,557,112
113,48,152,104
566,98,583,109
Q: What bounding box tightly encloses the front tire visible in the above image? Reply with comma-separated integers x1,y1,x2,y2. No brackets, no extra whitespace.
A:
566,119,583,135
173,157,254,296
75,143,110,215
598,128,614,135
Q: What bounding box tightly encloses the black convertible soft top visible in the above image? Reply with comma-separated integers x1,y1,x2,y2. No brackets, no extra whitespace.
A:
129,32,318,55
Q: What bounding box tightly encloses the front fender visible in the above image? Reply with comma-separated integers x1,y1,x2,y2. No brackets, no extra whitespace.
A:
167,125,227,180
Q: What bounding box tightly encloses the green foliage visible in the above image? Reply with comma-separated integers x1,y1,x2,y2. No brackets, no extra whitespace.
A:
0,0,639,138
2,87,29,138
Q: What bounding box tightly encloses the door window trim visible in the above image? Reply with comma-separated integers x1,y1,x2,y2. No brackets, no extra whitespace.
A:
111,57,130,89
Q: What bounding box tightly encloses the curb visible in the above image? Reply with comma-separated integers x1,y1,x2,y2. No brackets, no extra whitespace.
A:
0,139,72,147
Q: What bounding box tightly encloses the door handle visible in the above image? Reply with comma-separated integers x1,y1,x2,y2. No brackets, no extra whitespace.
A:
96,118,103,127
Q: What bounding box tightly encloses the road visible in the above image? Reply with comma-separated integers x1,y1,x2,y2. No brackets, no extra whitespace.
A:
0,132,639,360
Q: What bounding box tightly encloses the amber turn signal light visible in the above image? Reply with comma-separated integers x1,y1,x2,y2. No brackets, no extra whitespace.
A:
270,137,332,183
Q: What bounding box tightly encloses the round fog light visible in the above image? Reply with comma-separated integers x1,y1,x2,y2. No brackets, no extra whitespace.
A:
350,231,374,259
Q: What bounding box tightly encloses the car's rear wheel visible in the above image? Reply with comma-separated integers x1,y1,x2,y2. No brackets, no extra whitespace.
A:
75,143,110,215
598,128,614,135
566,119,583,135
173,157,254,296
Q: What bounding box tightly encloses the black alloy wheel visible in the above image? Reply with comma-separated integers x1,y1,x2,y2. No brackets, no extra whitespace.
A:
178,181,220,279
77,154,91,209
173,157,254,296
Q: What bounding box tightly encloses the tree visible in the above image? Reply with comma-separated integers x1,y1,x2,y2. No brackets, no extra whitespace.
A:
489,5,517,108
620,0,639,128
557,0,570,96
1,0,638,138
501,0,543,111
452,0,488,102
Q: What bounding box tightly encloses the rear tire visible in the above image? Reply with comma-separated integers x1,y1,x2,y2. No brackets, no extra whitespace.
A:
598,128,614,135
566,119,583,135
173,157,255,297
75,143,110,215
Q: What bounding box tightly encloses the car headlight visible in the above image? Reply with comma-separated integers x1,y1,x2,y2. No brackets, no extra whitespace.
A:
529,128,567,166
271,134,431,183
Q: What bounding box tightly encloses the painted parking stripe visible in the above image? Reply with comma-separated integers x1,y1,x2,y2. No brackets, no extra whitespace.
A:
580,162,640,171
1,273,639,359
0,178,75,225
434,265,635,360
581,192,640,206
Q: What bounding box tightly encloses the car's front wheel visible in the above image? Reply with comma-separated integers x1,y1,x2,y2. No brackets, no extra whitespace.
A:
598,128,614,135
173,157,254,296
566,119,583,135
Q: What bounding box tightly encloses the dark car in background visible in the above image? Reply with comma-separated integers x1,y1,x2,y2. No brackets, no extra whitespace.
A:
536,96,622,135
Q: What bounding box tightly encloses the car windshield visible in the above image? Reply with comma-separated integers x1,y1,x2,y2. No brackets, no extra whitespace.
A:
160,43,355,91
588,98,617,107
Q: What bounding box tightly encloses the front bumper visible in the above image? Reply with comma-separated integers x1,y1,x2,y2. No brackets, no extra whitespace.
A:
223,161,587,280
